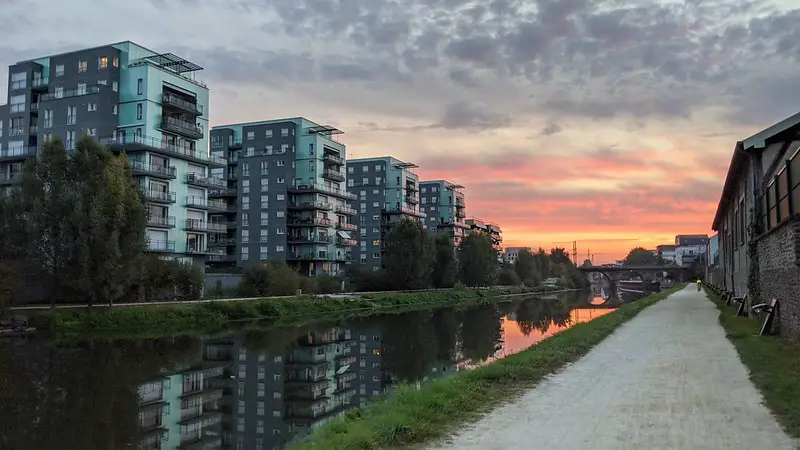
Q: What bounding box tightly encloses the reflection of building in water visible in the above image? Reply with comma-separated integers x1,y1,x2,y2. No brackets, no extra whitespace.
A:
138,325,387,450
138,363,226,450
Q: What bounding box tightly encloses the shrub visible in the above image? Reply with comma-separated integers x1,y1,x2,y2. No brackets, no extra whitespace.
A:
238,262,301,297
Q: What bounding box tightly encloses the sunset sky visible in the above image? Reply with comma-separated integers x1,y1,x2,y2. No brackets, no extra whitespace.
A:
3,0,799,262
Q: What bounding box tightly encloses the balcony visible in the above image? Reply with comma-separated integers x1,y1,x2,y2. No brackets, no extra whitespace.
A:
208,254,236,262
30,103,39,113
160,116,203,139
185,173,226,189
130,160,177,179
322,169,345,182
0,147,37,161
287,251,333,261
147,240,176,253
335,222,358,232
40,86,100,102
334,253,353,262
148,215,176,229
32,77,49,90
334,205,357,216
288,217,333,227
184,196,209,209
405,195,419,205
206,198,228,213
289,182,356,200
100,134,226,167
288,234,332,244
141,189,177,204
228,139,243,149
323,152,344,165
209,187,237,198
0,173,22,185
185,246,212,254
184,219,227,233
162,93,203,115
288,200,332,211
382,204,426,218
209,237,235,247
337,237,358,246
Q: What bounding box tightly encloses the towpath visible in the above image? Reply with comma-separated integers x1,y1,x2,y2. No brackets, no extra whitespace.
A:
428,285,798,450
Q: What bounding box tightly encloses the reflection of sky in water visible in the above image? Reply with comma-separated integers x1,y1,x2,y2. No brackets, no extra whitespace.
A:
590,296,606,305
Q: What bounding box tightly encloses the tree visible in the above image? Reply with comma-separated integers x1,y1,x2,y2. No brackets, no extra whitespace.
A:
497,266,521,286
431,233,458,288
457,232,499,287
623,247,661,266
514,249,537,284
549,247,572,266
582,259,593,267
533,248,551,280
382,218,432,290
2,136,147,307
237,262,302,297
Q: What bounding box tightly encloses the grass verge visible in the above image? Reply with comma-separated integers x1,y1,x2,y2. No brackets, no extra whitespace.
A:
287,285,683,450
704,287,800,437
32,286,541,337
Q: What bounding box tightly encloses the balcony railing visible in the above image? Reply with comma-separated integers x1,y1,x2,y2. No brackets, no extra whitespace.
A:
323,153,344,165
288,200,332,210
186,173,226,189
334,205,357,215
289,182,356,200
322,170,345,182
209,237,235,246
29,125,38,134
184,196,208,208
41,86,100,102
147,240,176,252
160,116,203,139
209,188,237,198
337,237,358,246
130,160,177,179
162,93,203,115
335,222,358,232
207,198,228,212
0,173,22,185
0,147,37,161
288,234,332,244
287,252,332,261
288,217,333,227
141,189,177,203
382,204,426,218
148,216,176,228
30,103,39,113
100,134,227,167
184,219,226,233
32,77,49,89
208,254,236,262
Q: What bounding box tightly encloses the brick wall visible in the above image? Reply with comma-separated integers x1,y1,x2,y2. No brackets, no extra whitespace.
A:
757,218,800,340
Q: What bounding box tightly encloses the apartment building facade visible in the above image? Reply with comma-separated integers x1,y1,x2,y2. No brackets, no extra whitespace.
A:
503,247,532,264
466,217,503,252
208,118,357,275
419,180,469,245
346,157,425,271
0,41,224,265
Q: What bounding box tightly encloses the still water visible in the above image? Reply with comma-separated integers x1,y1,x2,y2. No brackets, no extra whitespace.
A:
0,291,622,450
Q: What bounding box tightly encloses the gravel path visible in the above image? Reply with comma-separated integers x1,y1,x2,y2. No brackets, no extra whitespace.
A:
428,285,798,450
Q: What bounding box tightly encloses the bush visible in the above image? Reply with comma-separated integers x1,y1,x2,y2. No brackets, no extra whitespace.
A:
238,262,302,297
137,256,204,302
497,267,521,286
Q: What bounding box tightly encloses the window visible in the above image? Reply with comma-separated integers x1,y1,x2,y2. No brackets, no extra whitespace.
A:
348,179,354,187
375,164,382,171
241,229,249,243
280,144,289,153
76,83,87,95
257,402,265,416
55,65,64,76
260,228,268,243
276,160,285,167
87,103,97,112
44,109,53,128
9,95,25,113
136,78,143,95
375,177,382,184
10,72,26,90
87,128,96,136
276,211,284,218
242,197,250,209
260,245,268,260
136,103,142,120
260,161,268,175
241,247,249,261
54,87,64,99
242,162,250,176
260,211,269,226
273,355,282,362
98,56,108,69
277,177,285,184
276,245,284,252
112,105,118,115
348,166,354,173
276,193,284,201
112,81,118,92
112,56,119,67
281,128,289,137
242,179,250,194
67,105,77,125
247,131,255,140
78,60,87,72
97,79,107,85
265,129,273,138
66,130,76,150
242,212,249,226
260,195,269,209
273,392,282,399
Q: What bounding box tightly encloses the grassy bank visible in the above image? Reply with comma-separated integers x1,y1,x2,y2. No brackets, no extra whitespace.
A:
705,288,800,437
288,285,683,450
33,286,542,336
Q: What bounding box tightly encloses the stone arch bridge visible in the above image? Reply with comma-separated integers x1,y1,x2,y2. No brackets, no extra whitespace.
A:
577,265,692,297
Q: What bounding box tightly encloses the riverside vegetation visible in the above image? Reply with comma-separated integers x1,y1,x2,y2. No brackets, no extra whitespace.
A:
287,285,684,450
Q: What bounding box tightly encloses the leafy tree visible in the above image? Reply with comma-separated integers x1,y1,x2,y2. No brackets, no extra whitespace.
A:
623,247,662,266
582,259,593,267
382,218,432,290
549,247,572,266
457,232,499,287
497,266,521,286
2,136,147,307
349,267,387,292
514,248,536,283
431,233,458,288
533,248,552,279
238,262,302,297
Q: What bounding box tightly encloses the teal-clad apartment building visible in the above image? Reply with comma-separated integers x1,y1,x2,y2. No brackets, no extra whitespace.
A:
0,41,226,266
209,118,357,275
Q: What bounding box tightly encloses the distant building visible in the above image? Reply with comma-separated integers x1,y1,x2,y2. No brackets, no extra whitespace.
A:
674,234,708,268
465,217,503,254
419,180,469,246
656,245,677,264
503,247,531,264
706,234,720,284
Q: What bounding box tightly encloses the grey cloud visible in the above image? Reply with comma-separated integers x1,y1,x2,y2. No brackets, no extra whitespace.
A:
435,102,512,130
540,122,563,136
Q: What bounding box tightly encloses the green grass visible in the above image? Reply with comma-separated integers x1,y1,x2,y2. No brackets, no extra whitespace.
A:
32,286,541,337
287,285,683,450
705,287,800,437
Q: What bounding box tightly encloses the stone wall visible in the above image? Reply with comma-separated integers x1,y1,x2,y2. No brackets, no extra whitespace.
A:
757,218,800,340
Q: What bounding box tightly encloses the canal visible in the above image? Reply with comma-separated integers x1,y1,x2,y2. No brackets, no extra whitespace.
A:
0,290,624,449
